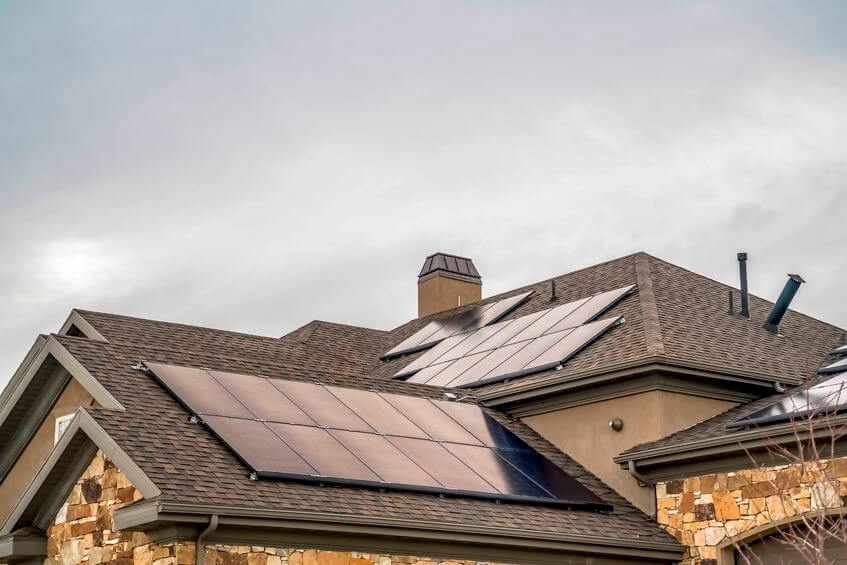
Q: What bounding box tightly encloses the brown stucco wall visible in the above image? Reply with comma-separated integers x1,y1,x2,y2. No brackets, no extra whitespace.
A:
655,458,847,564
0,376,95,525
522,390,736,512
418,276,481,318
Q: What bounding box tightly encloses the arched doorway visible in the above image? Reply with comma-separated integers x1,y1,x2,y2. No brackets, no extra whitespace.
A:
737,532,847,563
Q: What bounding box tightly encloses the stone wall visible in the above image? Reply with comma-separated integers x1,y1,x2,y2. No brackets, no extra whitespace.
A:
47,451,505,565
655,458,847,564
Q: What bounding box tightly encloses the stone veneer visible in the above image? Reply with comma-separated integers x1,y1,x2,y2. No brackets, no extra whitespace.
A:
654,457,847,564
47,451,506,565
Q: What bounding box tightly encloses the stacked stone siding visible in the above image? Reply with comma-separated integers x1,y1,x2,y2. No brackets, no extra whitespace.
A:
655,458,847,564
48,451,505,565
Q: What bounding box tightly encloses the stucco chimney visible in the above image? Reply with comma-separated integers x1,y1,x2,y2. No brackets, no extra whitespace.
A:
417,252,482,318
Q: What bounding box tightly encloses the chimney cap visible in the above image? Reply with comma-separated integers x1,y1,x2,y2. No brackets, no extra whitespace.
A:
418,252,481,284
788,273,805,284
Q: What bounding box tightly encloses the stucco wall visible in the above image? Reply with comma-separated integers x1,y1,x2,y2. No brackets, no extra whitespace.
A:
418,276,481,318
0,377,95,524
655,458,847,564
523,390,735,512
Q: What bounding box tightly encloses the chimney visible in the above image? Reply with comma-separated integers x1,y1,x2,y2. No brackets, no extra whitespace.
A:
417,252,482,318
763,274,805,334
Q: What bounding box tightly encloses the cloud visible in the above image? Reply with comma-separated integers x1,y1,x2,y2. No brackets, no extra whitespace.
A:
0,1,845,381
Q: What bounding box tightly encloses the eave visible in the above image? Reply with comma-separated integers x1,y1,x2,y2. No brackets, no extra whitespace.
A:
115,500,684,565
614,414,847,483
479,356,786,416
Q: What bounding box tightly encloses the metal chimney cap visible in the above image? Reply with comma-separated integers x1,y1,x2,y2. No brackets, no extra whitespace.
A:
737,252,748,261
788,274,805,284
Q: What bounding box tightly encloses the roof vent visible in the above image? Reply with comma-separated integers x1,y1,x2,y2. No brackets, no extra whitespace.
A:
763,274,805,334
737,252,750,318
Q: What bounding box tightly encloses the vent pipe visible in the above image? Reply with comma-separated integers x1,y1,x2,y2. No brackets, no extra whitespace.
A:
763,274,805,334
737,253,749,318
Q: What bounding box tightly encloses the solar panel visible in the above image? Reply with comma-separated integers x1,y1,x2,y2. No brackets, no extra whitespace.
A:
727,373,847,430
400,317,622,388
381,292,533,359
394,285,634,385
820,356,847,375
146,362,610,510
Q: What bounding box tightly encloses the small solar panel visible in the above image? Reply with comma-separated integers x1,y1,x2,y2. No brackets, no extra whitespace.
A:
146,362,610,510
381,292,533,359
727,373,847,430
394,285,633,387
820,356,847,375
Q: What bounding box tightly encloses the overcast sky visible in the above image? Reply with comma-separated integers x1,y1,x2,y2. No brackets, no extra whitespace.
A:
1,1,845,384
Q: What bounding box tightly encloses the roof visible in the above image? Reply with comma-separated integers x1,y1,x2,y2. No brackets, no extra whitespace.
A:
44,317,671,546
418,252,481,282
376,252,845,395
4,250,844,557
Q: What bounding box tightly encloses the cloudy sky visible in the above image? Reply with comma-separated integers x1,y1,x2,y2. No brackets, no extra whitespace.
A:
1,1,845,383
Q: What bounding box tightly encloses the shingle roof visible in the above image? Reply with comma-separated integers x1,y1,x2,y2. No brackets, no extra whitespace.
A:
53,332,669,544
375,253,844,393
37,251,844,547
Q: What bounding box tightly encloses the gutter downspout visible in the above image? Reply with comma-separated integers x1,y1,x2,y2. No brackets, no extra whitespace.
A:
195,514,218,565
628,461,657,517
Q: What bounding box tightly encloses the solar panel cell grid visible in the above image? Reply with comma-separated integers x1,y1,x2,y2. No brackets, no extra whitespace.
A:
147,362,611,509
394,285,633,388
381,292,532,359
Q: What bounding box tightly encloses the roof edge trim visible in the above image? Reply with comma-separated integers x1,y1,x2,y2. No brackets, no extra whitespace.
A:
614,413,847,468
58,310,108,342
115,500,683,561
0,337,124,431
479,357,790,407
1,408,161,535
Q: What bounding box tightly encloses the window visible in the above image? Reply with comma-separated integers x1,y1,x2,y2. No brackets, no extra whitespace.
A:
54,413,75,445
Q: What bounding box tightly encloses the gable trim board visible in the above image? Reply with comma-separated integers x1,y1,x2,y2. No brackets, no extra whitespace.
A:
614,413,847,482
0,363,73,486
57,310,108,342
115,500,684,564
0,336,124,486
1,408,161,536
0,336,123,429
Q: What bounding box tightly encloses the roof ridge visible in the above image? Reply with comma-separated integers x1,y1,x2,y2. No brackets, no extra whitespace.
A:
75,309,280,341
633,253,665,356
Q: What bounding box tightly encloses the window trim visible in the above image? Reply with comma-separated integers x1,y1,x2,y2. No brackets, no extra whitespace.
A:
54,413,75,445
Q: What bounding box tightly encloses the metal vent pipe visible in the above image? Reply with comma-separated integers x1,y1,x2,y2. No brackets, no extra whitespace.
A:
737,253,749,318
763,274,805,334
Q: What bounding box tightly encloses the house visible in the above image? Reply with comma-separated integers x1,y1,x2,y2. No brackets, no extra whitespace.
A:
0,251,844,565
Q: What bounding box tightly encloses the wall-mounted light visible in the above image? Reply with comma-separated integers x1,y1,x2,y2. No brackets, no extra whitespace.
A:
609,417,623,432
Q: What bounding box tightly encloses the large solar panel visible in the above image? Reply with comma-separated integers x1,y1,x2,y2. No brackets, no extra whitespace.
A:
381,291,533,359
146,362,610,510
394,285,633,388
727,373,847,430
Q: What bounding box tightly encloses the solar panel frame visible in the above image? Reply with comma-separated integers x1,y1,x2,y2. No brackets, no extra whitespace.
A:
820,356,847,375
394,285,633,385
381,292,533,359
727,373,847,429
146,362,612,510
